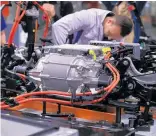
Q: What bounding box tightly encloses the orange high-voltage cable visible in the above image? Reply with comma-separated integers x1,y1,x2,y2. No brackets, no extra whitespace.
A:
33,1,49,38
1,52,120,109
8,2,26,47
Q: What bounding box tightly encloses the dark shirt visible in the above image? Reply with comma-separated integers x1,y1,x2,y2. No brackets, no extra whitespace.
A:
1,13,7,31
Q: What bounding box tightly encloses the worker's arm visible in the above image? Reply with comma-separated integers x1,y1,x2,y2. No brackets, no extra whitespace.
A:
36,2,56,24
42,3,55,20
51,10,92,45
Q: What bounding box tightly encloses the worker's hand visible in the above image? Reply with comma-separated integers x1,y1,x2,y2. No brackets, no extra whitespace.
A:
42,3,55,21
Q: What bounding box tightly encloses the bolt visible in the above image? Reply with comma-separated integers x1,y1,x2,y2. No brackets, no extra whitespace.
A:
123,60,129,66
128,83,134,90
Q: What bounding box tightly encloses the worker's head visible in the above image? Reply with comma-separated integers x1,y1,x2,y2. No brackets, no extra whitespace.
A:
103,15,133,40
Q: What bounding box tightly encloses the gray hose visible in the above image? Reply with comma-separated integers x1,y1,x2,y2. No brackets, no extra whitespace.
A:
125,57,156,85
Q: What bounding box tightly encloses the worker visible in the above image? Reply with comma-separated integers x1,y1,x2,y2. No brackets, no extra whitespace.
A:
36,2,56,44
37,1,74,45
52,8,133,45
1,13,7,45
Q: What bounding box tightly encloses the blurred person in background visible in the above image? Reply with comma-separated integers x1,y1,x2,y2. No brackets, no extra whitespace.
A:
82,1,100,9
102,1,146,14
82,1,106,10
37,1,74,44
36,2,56,44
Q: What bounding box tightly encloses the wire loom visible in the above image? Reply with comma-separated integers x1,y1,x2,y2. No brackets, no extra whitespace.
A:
1,51,120,109
8,1,49,47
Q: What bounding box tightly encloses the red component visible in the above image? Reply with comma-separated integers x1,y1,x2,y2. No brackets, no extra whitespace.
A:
8,1,49,47
128,5,135,11
120,42,124,46
42,15,47,20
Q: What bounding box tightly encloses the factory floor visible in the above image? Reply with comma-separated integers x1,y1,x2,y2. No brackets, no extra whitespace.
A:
122,114,156,136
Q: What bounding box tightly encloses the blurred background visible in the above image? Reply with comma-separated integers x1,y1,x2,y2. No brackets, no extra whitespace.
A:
1,1,156,46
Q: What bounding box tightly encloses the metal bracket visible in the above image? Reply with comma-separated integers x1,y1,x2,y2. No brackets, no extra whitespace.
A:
90,41,141,60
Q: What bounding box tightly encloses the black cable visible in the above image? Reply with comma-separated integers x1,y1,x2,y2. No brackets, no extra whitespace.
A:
4,68,39,93
1,88,24,94
5,68,26,82
3,98,19,107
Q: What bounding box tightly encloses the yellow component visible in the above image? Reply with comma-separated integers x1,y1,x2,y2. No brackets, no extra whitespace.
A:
33,29,35,32
89,50,97,60
102,47,111,55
